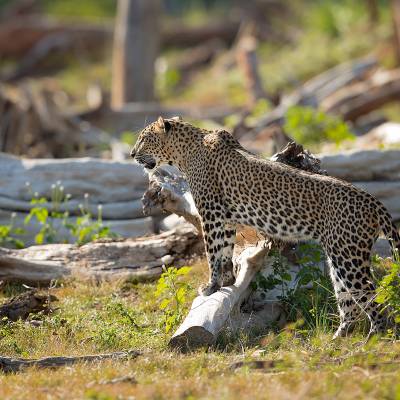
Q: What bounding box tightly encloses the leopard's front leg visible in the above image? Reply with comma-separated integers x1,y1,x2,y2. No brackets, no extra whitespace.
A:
198,214,225,296
219,224,236,287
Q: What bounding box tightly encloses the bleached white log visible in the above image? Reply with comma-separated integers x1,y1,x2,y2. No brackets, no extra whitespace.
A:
0,225,198,284
320,149,400,181
0,152,148,203
0,152,159,243
320,149,400,221
169,242,275,349
143,167,201,232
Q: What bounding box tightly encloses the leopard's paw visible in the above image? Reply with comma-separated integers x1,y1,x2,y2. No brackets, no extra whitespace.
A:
198,282,220,296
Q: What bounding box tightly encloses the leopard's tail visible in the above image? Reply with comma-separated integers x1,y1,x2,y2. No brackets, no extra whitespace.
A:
376,201,400,258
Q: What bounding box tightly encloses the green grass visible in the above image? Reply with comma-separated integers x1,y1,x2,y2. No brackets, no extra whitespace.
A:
0,257,400,399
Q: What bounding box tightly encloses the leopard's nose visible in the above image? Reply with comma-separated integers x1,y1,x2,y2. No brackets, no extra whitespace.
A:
130,149,136,158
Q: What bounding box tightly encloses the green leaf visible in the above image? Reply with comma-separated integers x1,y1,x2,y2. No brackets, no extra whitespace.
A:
35,231,45,245
176,266,192,276
14,239,25,249
176,287,186,304
160,298,170,310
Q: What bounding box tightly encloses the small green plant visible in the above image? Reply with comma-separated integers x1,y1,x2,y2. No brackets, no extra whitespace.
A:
155,266,192,333
25,182,70,244
252,243,336,333
66,202,113,246
284,243,337,333
0,213,25,249
24,182,116,246
251,250,292,294
284,105,355,147
375,250,400,324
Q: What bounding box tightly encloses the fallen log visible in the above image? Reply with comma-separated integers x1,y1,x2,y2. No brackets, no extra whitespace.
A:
169,241,281,350
0,152,156,243
0,16,240,60
0,350,140,373
0,152,147,204
142,167,201,233
0,225,198,284
321,68,400,122
320,148,400,181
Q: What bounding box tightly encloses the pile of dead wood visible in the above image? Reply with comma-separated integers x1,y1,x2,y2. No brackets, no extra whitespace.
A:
233,54,400,154
0,82,110,158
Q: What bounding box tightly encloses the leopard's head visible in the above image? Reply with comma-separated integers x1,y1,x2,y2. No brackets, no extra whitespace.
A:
130,116,182,170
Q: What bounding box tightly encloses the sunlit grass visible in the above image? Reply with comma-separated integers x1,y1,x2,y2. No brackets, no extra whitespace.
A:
0,256,399,399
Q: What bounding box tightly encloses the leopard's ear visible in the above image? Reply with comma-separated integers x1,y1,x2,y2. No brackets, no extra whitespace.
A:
170,116,182,122
157,116,172,134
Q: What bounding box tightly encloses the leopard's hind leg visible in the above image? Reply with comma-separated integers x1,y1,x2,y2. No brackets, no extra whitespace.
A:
328,260,361,338
326,237,390,338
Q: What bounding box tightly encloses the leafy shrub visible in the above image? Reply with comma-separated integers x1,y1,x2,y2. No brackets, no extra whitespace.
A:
155,266,192,333
375,250,400,325
284,105,355,147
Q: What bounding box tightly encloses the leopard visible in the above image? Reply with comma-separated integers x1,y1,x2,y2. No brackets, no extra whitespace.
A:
130,116,400,338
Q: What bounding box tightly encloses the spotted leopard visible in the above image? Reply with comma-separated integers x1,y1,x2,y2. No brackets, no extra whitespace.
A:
131,117,400,338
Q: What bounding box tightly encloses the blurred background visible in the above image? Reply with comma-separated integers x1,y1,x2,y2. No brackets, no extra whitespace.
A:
1,0,400,160
1,0,400,249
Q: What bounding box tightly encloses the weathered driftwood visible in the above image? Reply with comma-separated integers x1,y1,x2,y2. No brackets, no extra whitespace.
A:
143,167,201,233
321,149,400,221
0,289,57,322
0,225,198,284
169,242,282,350
321,149,400,181
0,153,190,242
0,152,156,243
0,153,147,204
0,350,140,373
